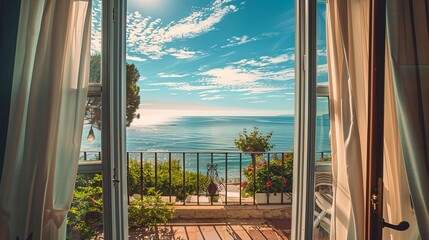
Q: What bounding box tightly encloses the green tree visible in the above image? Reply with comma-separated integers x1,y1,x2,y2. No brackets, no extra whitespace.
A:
126,63,141,127
86,54,141,128
234,126,274,165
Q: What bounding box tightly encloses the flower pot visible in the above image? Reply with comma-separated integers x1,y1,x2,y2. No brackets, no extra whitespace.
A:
254,192,292,204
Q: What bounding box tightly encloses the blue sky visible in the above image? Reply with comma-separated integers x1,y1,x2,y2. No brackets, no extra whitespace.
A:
92,0,327,119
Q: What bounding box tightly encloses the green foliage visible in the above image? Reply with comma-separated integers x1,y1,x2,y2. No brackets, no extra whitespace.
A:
128,159,211,201
126,63,141,127
318,154,332,162
86,54,141,129
67,174,103,239
128,188,175,229
234,126,274,153
68,161,212,237
241,153,293,196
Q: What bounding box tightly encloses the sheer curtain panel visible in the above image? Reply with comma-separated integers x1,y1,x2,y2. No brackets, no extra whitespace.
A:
0,0,91,239
386,0,429,238
326,0,369,238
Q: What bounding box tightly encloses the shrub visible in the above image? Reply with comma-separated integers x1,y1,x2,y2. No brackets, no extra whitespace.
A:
241,153,293,196
128,188,175,229
128,159,211,201
67,174,103,239
234,126,274,164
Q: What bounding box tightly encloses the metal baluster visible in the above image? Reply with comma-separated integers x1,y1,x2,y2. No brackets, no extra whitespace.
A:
225,153,228,205
267,153,270,204
183,153,186,205
253,153,256,205
197,153,200,205
155,153,158,191
239,153,242,205
140,152,143,201
169,153,172,202
127,152,130,204
281,152,285,204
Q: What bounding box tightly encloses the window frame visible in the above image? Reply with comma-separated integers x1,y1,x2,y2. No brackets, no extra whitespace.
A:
291,0,318,238
101,0,129,239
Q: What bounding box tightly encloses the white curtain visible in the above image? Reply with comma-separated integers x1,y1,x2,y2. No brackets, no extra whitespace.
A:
327,0,423,239
386,0,429,238
0,0,91,239
326,0,369,239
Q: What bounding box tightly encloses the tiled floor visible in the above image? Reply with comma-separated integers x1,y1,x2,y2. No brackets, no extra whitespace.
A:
128,219,291,240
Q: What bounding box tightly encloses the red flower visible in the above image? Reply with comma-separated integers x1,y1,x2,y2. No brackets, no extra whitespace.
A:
259,161,264,166
266,180,272,187
283,179,288,185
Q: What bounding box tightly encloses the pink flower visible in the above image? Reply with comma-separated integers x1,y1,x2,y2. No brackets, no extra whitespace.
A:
259,161,264,166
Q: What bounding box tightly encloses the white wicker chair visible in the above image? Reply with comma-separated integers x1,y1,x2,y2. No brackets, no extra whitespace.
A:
313,172,333,233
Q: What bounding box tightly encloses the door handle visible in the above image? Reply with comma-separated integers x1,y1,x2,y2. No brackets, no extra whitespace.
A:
383,219,409,231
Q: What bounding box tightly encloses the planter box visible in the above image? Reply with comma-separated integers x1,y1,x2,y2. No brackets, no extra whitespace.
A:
255,193,292,204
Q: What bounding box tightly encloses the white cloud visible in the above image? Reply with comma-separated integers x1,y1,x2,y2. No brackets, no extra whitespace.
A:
220,32,278,48
200,90,220,94
249,100,266,104
158,72,189,78
201,66,261,86
317,48,327,57
176,84,217,91
201,95,224,100
234,53,293,67
148,81,218,91
317,63,328,74
221,35,258,48
140,88,161,92
200,65,294,88
166,48,199,59
126,55,147,62
148,82,183,87
126,0,239,59
231,87,285,94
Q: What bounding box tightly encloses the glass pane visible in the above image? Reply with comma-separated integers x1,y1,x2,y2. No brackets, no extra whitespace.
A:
314,1,331,239
314,96,332,240
68,0,103,238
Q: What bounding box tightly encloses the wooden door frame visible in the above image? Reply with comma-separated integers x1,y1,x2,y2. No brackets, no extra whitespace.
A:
365,0,386,238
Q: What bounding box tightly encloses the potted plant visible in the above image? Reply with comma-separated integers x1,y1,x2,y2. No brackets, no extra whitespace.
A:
241,153,293,204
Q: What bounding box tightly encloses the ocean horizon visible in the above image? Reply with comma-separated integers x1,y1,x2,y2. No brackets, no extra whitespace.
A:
80,115,330,179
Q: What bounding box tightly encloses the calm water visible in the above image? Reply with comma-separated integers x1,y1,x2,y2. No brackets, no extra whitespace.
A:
80,115,330,178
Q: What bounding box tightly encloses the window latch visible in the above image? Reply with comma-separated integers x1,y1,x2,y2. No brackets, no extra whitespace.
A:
113,167,120,187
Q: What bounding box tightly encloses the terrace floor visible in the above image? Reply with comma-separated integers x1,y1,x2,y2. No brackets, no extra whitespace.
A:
128,219,291,240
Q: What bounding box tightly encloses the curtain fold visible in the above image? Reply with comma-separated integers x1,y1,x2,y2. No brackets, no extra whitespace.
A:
382,51,419,240
386,0,429,238
326,0,369,239
0,0,91,239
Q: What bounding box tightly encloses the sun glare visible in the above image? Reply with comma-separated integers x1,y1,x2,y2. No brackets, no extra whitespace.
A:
129,0,167,13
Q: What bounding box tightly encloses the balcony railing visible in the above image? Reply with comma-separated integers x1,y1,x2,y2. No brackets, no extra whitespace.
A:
78,150,331,206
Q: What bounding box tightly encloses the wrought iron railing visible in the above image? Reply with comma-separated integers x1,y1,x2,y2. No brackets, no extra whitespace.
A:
78,150,331,206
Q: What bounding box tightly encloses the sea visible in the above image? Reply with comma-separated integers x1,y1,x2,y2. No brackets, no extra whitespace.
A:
80,115,331,178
